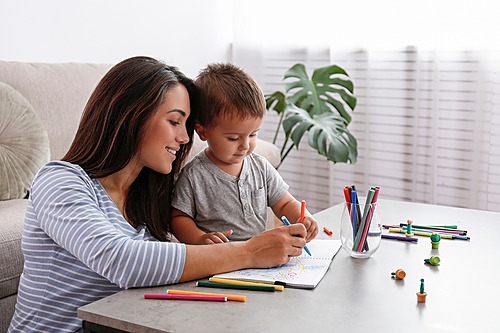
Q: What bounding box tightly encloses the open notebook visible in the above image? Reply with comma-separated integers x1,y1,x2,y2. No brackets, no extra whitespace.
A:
213,239,342,289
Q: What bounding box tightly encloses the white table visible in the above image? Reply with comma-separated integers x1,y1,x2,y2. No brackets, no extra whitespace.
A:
78,199,499,332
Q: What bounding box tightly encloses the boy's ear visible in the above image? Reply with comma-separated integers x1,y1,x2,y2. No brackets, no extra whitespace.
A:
195,123,207,141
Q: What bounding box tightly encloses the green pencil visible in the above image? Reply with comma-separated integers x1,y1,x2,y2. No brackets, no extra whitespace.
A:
196,281,275,292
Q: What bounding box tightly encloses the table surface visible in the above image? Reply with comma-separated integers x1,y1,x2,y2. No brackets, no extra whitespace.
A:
78,199,500,332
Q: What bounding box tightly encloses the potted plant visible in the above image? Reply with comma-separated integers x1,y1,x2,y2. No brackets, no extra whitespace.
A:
265,63,357,169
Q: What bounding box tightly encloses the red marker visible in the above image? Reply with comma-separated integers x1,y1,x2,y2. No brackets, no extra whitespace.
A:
300,200,306,223
323,227,333,236
144,293,227,302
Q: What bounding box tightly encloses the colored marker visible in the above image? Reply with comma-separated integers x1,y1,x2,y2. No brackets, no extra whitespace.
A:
323,226,333,236
281,216,312,256
384,225,465,235
351,188,358,238
388,228,470,240
400,223,467,235
381,234,418,243
166,289,246,302
197,281,275,292
300,200,306,224
402,226,465,236
401,226,470,240
144,293,227,302
209,277,284,291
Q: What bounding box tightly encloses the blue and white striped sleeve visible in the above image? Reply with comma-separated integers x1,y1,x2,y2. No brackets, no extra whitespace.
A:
30,162,186,288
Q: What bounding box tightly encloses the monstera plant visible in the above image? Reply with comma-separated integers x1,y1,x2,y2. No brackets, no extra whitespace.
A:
265,63,357,168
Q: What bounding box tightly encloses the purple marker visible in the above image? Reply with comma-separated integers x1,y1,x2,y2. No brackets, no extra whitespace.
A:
381,234,418,243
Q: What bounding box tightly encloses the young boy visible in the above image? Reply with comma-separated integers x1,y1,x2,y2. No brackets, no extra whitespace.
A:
171,63,318,244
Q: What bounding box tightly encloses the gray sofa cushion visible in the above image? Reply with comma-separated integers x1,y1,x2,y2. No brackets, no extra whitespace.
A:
0,61,111,160
0,82,50,200
0,199,27,300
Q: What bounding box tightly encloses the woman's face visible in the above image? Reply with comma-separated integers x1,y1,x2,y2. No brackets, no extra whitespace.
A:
138,84,191,174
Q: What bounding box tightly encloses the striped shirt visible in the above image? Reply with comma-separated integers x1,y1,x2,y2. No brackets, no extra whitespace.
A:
8,161,186,333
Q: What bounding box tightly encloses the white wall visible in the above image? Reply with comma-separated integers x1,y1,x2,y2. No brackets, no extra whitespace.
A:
0,0,232,77
233,0,498,51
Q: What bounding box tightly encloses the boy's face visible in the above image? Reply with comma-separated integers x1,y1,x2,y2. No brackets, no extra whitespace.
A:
196,113,263,168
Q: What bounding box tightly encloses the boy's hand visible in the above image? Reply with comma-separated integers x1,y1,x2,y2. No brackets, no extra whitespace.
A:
299,216,319,242
200,229,233,244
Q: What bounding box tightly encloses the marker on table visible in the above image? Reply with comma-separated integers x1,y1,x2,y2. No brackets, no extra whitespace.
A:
400,223,467,235
144,293,227,302
381,234,418,243
388,228,470,240
281,216,312,256
323,226,333,236
196,281,275,292
166,289,246,302
209,277,284,291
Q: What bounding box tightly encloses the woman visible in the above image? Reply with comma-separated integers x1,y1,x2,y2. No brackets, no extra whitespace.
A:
8,56,306,333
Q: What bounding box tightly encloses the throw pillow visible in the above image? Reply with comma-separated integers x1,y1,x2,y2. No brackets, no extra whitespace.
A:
0,82,50,200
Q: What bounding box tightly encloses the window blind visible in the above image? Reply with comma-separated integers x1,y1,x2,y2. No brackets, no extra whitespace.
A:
233,45,500,213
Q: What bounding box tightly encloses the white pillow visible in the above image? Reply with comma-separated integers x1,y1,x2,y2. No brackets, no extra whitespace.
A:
0,82,50,200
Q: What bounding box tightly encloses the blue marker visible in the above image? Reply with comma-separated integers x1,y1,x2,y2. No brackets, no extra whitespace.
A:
281,216,312,256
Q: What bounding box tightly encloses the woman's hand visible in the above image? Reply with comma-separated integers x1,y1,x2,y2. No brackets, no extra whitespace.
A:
180,224,307,282
244,224,307,268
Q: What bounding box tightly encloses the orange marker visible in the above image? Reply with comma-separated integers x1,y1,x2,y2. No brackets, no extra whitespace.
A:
323,227,333,236
300,200,306,223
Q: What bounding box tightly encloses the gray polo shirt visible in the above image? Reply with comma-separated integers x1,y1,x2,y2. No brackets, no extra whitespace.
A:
172,151,289,241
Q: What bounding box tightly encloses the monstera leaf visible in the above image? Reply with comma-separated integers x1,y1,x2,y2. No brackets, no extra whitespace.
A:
266,63,358,167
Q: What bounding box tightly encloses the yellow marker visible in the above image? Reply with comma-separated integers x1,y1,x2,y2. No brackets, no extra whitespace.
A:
209,277,285,291
166,289,246,302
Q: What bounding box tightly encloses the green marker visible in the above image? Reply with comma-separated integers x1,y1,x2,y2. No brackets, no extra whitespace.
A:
196,281,275,292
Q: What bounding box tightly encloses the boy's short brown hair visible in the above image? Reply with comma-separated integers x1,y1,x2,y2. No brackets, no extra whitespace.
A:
195,63,266,127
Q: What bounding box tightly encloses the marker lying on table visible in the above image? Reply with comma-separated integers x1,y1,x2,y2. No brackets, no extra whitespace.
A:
166,289,246,302
388,228,470,240
401,226,466,236
144,293,227,302
383,225,465,235
399,223,467,235
209,277,284,291
197,281,276,292
323,226,333,236
381,234,418,243
281,216,312,256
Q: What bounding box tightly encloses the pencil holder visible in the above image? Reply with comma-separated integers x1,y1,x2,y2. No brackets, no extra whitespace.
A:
340,202,382,259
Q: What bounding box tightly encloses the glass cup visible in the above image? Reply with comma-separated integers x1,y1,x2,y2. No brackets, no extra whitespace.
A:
340,202,382,259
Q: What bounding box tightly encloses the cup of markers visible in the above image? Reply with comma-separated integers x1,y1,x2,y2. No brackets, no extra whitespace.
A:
340,186,382,259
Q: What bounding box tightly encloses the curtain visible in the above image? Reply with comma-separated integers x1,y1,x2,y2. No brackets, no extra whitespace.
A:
232,45,500,213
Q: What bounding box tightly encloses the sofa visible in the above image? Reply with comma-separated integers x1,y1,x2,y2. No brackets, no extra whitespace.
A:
0,60,280,332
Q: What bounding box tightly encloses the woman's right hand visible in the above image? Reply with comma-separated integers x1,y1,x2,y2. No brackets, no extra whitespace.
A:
245,224,307,268
179,223,307,283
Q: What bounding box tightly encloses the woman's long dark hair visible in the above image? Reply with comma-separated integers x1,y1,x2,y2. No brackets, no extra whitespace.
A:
63,56,199,241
